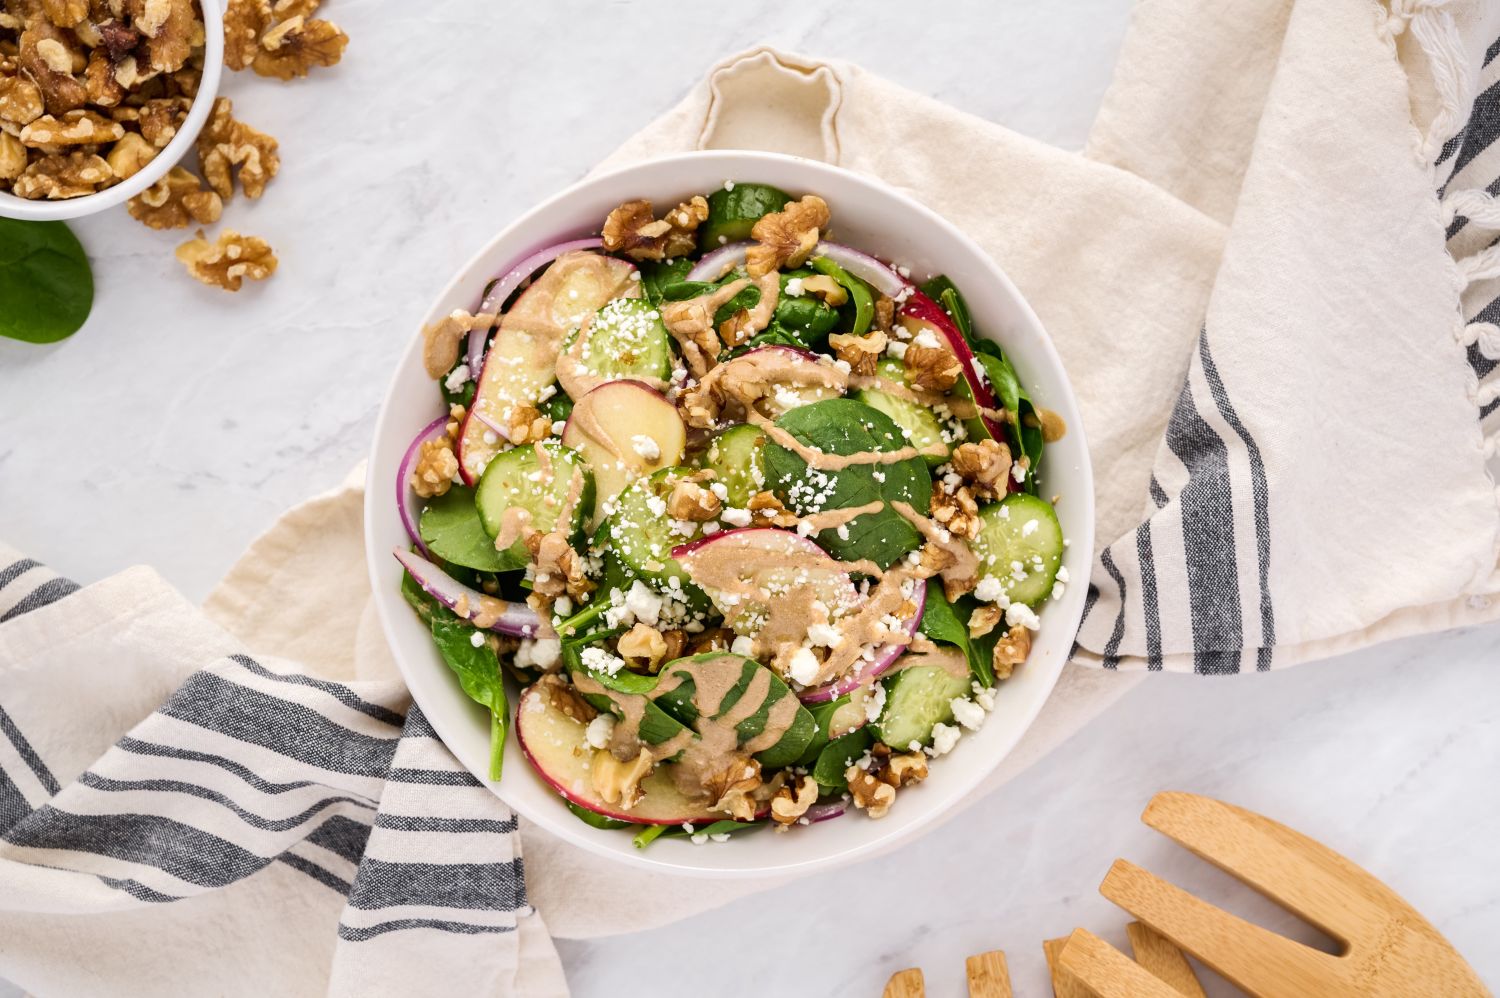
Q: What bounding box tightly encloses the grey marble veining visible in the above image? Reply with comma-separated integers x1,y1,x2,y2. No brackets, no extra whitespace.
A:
1,2,1496,996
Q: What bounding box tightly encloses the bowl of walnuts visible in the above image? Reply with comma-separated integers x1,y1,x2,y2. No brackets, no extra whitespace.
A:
0,0,224,221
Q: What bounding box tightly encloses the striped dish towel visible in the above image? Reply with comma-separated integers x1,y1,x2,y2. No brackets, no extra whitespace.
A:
0,547,565,997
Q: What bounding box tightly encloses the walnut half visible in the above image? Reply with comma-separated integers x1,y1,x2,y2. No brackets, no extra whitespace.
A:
175,229,278,291
127,165,221,229
196,96,279,199
601,196,708,261
745,195,829,277
846,744,928,819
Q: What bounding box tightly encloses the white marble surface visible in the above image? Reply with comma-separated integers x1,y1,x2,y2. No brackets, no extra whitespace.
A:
1,1,1496,995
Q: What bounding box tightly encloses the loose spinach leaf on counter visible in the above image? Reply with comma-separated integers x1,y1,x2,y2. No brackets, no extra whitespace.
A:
430,614,509,780
0,219,93,344
918,578,996,688
761,398,931,569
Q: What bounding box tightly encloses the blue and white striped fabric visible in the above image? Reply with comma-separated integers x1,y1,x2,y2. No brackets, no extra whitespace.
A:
0,547,565,997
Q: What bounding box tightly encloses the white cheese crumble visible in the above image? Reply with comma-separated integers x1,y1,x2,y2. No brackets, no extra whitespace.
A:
584,713,616,749
973,576,1003,602
468,630,485,648
720,507,751,527
1021,519,1039,537
630,434,661,461
624,580,663,627
580,646,626,676
1006,602,1041,631
950,697,985,731
515,637,561,669
807,622,842,648
730,635,756,658
928,722,961,757
864,683,887,722
1011,463,1027,484
444,364,471,391
784,277,805,297
787,647,820,686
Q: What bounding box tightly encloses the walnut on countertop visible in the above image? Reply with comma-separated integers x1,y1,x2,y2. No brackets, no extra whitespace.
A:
175,228,277,291
222,0,269,69
11,150,111,198
126,165,221,227
745,195,828,277
195,95,278,199
601,196,708,262
251,14,347,80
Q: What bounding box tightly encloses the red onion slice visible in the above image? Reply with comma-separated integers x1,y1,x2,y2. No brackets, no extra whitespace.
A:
797,579,926,704
396,415,450,558
393,548,547,638
899,290,1011,461
465,236,606,373
803,799,848,824
813,242,913,298
686,241,750,282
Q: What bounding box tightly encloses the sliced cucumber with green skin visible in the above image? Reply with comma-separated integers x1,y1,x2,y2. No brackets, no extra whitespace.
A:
604,467,709,605
971,492,1064,606
419,485,509,572
700,424,765,507
474,441,594,570
576,298,673,382
870,665,971,748
855,361,950,469
812,726,873,790
699,182,791,250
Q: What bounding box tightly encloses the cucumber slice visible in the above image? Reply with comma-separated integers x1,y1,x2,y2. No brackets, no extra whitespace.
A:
699,182,791,250
700,424,766,507
870,665,971,748
418,485,508,572
855,361,950,468
604,467,709,604
474,441,594,570
970,493,1064,606
576,298,672,383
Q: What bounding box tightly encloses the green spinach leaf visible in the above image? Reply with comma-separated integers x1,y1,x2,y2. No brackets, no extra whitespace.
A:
976,353,1043,493
918,579,996,687
810,255,873,334
761,398,931,569
0,219,93,344
712,284,761,326
812,727,872,790
430,614,508,780
418,485,510,572
567,801,633,830
638,258,693,306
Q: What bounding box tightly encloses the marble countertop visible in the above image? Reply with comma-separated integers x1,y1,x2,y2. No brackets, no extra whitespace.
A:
2,1,1496,994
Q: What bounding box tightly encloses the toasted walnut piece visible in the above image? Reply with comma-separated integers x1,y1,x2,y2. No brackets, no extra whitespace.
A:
828,330,888,377
196,96,279,199
950,438,1012,499
746,195,829,277
658,629,688,661
84,49,125,105
846,766,896,819
128,0,195,72
601,195,708,262
705,758,763,821
251,15,347,80
525,529,595,602
20,28,88,115
968,604,1002,639
746,490,799,528
505,404,549,445
537,673,597,723
617,623,668,668
0,131,25,179
135,96,188,147
97,18,143,60
686,626,733,655
885,751,928,788
410,437,459,499
666,480,721,522
770,774,818,828
175,228,277,291
799,274,847,306
873,295,895,332
590,748,653,810
12,150,111,197
103,129,153,178
271,0,319,17
991,624,1031,680
19,108,123,146
0,74,42,125
905,342,963,392
222,0,269,69
929,483,980,540
41,0,87,26
126,165,220,227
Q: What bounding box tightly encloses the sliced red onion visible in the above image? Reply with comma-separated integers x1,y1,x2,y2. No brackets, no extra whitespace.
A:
803,799,847,824
393,548,547,638
798,579,926,704
686,241,750,282
396,415,450,558
813,241,912,298
900,290,1011,457
472,408,509,441
466,236,606,373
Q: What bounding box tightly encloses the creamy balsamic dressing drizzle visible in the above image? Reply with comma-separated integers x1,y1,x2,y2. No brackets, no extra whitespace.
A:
759,421,947,471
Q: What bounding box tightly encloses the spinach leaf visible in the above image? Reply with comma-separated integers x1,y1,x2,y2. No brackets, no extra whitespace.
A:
919,275,974,339
638,258,693,306
918,578,996,687
761,398,931,569
441,350,478,408
976,353,1043,493
567,801,633,830
712,284,761,326
632,824,670,848
660,279,719,301
430,614,508,780
725,323,806,359
772,270,839,342
812,727,872,790
418,485,510,572
541,390,573,424
0,219,93,344
635,819,762,849
810,255,873,334
401,567,444,625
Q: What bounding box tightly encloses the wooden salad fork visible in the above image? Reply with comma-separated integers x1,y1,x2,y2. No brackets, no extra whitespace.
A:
1061,791,1491,997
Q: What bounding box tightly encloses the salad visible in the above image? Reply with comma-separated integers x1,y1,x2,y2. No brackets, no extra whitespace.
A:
396,183,1068,845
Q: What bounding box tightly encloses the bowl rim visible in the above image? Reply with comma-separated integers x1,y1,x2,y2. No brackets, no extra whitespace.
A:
365,149,1095,877
0,0,224,222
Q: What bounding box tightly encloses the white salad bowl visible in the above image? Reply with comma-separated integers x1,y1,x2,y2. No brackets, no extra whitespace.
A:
365,150,1095,877
0,0,224,222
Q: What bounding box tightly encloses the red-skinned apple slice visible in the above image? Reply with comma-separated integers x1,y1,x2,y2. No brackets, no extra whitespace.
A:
457,251,640,483
561,379,684,524
515,684,733,825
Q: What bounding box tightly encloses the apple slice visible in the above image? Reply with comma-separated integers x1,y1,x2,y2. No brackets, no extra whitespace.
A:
561,380,685,523
672,527,860,635
457,251,639,483
717,346,845,420
515,684,726,825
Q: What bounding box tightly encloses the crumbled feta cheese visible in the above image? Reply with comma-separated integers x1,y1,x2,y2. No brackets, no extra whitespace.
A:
723,180,735,191
787,647,820,686
709,832,731,843
444,364,471,391
550,420,566,435
690,833,709,845
1021,519,1039,537
864,683,887,722
950,697,985,731
1056,566,1070,583
624,580,663,627
973,576,1003,602
730,635,756,658
836,524,850,541
785,277,805,297
631,434,660,461
1006,602,1041,631
709,482,729,501
913,328,940,349
580,646,626,675
1051,580,1067,601
886,340,908,360
1011,463,1026,484
645,494,668,518
584,713,616,749
720,507,751,527
468,630,486,648
515,637,561,669
482,430,499,446
928,722,961,757
808,622,842,648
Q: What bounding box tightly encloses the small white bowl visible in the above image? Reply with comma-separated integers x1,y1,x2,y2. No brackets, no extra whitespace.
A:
0,0,223,222
365,151,1095,878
